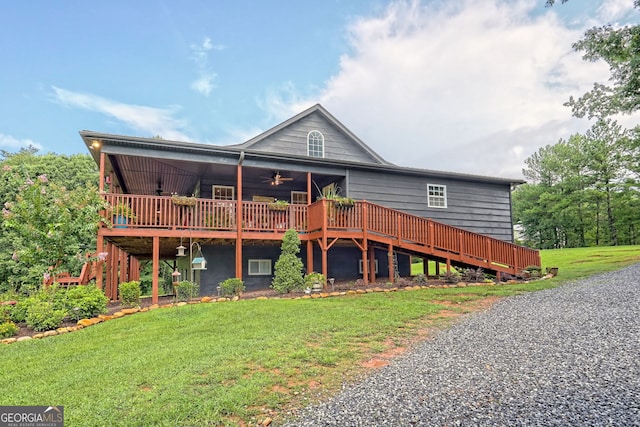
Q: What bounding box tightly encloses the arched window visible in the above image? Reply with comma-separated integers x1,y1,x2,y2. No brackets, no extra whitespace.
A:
307,130,324,158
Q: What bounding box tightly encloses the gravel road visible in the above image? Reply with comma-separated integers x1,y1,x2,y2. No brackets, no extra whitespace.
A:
283,264,640,426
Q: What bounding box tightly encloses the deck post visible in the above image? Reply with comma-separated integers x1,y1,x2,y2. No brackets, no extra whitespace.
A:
96,234,104,290
236,164,243,280
307,240,314,274
387,244,394,283
368,245,376,284
152,236,159,304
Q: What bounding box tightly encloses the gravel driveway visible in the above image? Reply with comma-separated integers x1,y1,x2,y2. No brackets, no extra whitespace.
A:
283,264,640,426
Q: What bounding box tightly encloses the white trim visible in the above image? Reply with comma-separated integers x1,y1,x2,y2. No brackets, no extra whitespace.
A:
291,191,308,204
358,259,378,274
248,259,271,275
427,184,447,208
307,130,325,158
212,185,235,200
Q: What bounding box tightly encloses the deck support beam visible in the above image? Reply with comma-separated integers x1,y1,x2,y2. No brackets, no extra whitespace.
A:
387,244,394,284
152,236,160,304
236,164,243,280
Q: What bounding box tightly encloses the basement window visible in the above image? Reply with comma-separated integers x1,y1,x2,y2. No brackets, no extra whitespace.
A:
427,184,447,208
248,259,272,275
358,259,379,274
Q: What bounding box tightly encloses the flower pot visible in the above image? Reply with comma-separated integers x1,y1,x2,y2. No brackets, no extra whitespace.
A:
113,215,128,228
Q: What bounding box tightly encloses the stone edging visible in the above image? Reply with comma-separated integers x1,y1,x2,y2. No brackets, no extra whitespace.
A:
1,279,540,345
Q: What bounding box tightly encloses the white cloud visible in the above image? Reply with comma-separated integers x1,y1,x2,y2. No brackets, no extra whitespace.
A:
189,37,223,96
259,0,618,179
0,133,43,151
51,86,192,141
597,0,637,22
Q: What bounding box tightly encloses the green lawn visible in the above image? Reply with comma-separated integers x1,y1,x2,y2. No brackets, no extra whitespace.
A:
2,245,639,426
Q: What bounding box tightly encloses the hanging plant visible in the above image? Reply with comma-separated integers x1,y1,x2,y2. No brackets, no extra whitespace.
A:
171,194,197,206
268,200,290,211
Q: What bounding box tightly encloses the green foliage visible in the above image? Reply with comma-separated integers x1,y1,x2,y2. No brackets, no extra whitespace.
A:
0,321,18,338
412,273,428,284
0,150,105,293
303,272,325,288
25,300,66,332
119,281,141,307
65,285,108,321
174,281,200,301
218,278,245,297
547,1,640,118
441,270,461,284
514,119,640,249
10,285,67,323
271,229,304,293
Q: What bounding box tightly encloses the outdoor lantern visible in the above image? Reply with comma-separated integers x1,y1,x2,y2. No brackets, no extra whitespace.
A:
191,257,207,270
176,245,187,257
172,269,181,284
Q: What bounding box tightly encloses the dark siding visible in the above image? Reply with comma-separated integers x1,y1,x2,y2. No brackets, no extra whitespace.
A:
249,112,383,164
347,170,514,242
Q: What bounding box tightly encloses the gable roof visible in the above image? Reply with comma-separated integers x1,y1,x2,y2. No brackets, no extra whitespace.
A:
235,103,391,165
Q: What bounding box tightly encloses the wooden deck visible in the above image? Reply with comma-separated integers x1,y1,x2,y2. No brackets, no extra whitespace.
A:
101,193,540,278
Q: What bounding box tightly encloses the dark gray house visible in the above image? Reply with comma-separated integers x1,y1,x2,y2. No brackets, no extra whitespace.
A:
81,104,539,302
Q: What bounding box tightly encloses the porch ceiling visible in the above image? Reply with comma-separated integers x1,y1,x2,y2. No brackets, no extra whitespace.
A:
106,153,337,198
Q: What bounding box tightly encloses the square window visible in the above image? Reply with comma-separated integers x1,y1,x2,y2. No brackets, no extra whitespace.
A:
248,259,271,275
427,184,447,208
213,185,235,201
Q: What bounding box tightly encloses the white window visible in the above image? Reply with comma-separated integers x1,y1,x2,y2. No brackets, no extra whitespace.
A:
291,191,308,205
248,259,272,275
307,130,324,158
213,185,235,200
427,184,447,208
358,259,379,274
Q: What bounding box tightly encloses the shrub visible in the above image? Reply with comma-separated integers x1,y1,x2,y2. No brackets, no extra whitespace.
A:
175,281,199,301
442,270,461,283
65,285,109,321
413,273,428,284
11,297,37,323
119,281,141,307
462,268,485,282
0,321,19,338
25,301,66,332
271,229,304,293
218,278,244,297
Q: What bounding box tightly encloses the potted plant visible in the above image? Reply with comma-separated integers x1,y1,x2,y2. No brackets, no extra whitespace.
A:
304,272,325,292
112,203,136,228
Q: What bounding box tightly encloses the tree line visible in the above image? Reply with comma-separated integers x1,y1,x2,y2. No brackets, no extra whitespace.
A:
514,1,640,249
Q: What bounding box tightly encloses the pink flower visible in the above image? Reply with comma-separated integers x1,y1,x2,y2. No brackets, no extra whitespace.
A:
2,165,11,171
25,178,34,185
11,252,18,261
38,174,48,183
2,208,10,218
43,272,51,281
98,252,109,261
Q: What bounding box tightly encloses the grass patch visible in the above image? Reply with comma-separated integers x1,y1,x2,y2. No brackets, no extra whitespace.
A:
2,245,638,426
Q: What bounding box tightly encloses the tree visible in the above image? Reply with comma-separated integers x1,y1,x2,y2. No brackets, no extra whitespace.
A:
0,151,104,294
271,229,304,293
547,0,640,118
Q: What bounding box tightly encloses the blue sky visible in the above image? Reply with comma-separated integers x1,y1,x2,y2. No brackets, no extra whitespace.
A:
1,0,638,178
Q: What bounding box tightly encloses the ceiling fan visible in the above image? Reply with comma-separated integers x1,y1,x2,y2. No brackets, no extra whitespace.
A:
262,171,293,186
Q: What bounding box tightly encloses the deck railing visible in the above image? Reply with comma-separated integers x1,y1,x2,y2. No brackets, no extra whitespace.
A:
102,194,539,273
